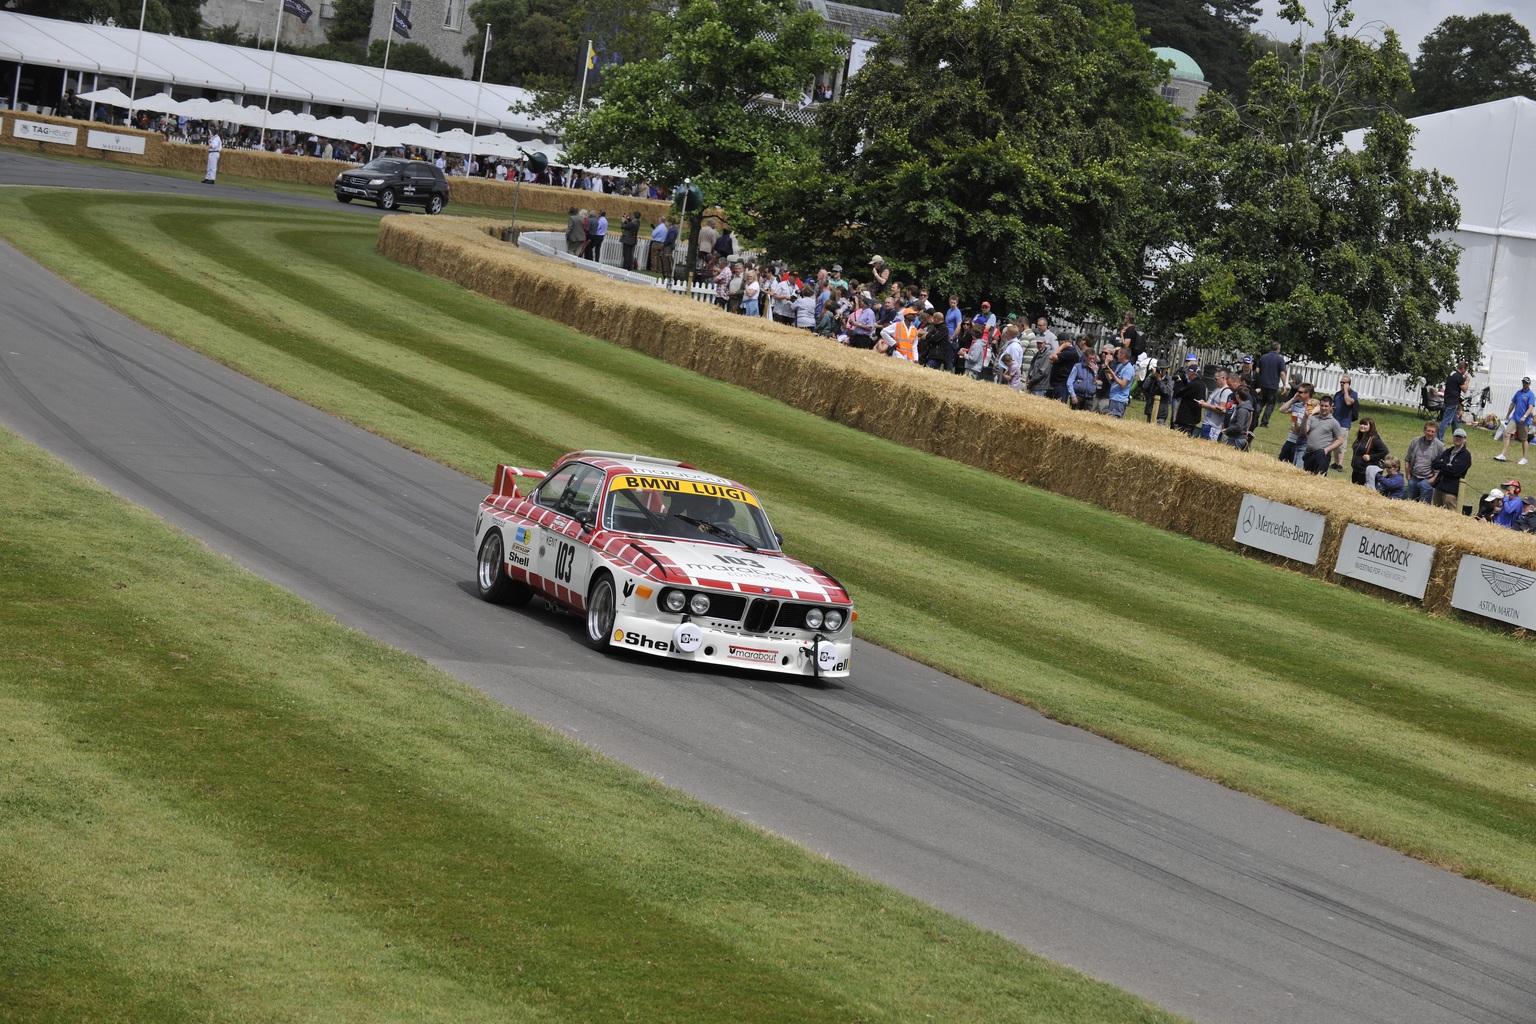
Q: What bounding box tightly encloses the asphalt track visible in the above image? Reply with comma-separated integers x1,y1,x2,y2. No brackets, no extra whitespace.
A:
1,152,1533,1024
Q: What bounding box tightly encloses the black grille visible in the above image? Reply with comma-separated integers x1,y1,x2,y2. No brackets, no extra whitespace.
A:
743,598,780,632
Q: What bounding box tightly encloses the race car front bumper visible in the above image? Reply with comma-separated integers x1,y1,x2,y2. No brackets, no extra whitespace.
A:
607,611,851,678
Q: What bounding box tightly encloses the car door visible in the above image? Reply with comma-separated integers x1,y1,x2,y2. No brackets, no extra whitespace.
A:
531,464,601,605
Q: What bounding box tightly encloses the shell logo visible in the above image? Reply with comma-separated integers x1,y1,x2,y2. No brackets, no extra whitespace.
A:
613,629,625,641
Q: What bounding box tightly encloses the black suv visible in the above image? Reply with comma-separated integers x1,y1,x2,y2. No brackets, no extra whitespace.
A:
334,158,450,214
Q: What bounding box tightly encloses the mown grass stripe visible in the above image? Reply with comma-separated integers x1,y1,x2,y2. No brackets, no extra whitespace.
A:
2,189,1532,900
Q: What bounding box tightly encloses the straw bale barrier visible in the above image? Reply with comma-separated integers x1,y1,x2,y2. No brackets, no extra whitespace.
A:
1,110,162,166
380,214,1536,619
450,177,671,219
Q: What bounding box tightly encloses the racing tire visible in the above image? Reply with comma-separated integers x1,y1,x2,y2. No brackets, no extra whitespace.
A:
336,195,352,204
426,194,444,215
476,530,533,606
377,188,398,211
582,573,617,651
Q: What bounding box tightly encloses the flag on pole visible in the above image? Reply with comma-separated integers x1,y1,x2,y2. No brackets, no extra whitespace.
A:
586,40,595,70
282,0,313,23
392,8,413,37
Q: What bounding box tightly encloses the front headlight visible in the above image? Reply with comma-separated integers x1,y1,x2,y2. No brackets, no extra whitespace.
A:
823,609,845,631
688,593,711,615
662,590,687,613
368,177,385,185
804,608,824,629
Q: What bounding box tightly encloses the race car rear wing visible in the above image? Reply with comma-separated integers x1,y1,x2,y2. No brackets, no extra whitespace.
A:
491,464,546,499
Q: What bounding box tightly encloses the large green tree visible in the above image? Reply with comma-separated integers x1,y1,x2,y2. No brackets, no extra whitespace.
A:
464,0,579,89
10,0,201,36
1406,13,1536,116
1125,0,1259,98
756,0,1178,318
550,0,843,250
1150,0,1476,379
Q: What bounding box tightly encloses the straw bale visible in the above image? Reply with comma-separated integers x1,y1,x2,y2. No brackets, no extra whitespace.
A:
377,215,1536,618
0,110,161,166
450,177,671,220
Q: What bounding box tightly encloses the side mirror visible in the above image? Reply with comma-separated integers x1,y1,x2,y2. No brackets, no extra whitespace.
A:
774,531,783,549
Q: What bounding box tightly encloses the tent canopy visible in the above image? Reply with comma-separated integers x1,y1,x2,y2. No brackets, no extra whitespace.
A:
1,9,549,135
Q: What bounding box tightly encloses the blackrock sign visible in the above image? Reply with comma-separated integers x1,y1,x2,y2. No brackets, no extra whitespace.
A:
1334,524,1435,600
1451,554,1536,627
1233,494,1325,565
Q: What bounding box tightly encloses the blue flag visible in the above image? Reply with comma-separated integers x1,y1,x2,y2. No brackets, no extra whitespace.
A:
391,8,413,37
282,0,313,22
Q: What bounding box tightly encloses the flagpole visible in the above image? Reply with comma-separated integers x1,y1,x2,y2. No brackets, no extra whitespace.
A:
370,1,400,160
578,39,593,108
261,1,286,150
126,0,148,122
467,26,491,179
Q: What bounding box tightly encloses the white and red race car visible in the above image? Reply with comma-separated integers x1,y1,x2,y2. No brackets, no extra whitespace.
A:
473,451,855,678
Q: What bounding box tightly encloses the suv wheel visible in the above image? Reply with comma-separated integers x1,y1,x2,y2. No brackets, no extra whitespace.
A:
335,194,352,204
426,194,444,215
377,188,397,211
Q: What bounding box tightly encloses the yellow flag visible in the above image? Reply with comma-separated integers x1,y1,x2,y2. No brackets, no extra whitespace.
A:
586,40,595,70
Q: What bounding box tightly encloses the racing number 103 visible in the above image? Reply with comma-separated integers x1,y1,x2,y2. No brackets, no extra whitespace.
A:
554,540,576,583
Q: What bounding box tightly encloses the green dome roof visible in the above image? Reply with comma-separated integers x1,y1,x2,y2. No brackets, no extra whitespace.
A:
1152,47,1206,83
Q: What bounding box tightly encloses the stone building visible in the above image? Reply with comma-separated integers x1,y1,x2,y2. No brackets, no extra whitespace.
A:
201,0,335,49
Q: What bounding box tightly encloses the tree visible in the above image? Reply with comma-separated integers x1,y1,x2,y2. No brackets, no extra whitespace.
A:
1407,13,1536,117
366,40,464,78
1125,0,1260,98
1150,0,1476,380
549,0,844,256
755,0,1179,319
326,0,374,48
465,0,579,89
9,0,201,36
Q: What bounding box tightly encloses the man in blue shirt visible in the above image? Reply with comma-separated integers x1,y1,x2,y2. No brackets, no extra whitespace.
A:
1494,375,1535,465
1330,374,1359,470
944,295,963,372
648,218,667,271
1107,349,1135,417
1493,479,1525,528
1255,341,1287,428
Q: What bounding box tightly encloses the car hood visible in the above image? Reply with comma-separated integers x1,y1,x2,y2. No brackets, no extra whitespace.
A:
630,538,849,603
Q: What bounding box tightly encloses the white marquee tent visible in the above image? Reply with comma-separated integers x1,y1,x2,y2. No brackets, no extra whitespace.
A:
1348,96,1536,407
0,9,549,137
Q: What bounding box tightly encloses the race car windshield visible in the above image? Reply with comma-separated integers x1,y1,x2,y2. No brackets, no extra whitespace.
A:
604,475,776,550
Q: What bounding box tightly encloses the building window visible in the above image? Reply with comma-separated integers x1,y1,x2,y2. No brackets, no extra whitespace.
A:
444,0,462,30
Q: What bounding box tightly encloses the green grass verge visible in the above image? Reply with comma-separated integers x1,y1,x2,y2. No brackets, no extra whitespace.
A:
0,189,1532,915
0,430,1175,1023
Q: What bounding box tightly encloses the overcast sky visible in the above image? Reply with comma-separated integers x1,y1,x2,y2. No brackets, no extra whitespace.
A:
1250,0,1536,58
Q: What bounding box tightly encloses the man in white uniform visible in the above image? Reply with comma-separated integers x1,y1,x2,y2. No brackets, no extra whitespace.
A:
203,128,222,184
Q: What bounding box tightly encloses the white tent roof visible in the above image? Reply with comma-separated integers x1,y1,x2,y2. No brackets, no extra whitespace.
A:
0,9,549,135
1346,97,1536,395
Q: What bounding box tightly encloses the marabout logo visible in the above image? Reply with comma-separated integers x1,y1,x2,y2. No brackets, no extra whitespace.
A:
1481,565,1536,598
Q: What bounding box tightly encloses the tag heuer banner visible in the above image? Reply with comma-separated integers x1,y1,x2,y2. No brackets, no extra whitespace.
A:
283,0,313,22
392,8,413,37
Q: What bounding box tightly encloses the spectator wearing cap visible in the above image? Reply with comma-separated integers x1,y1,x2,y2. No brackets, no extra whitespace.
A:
829,265,847,292
1331,375,1360,469
1495,375,1534,465
868,255,890,291
1026,336,1053,396
843,293,877,349
977,301,998,331
1493,479,1526,527
1172,360,1207,436
1429,427,1473,510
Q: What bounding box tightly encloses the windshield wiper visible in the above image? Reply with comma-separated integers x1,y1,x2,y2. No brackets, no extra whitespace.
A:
673,513,759,553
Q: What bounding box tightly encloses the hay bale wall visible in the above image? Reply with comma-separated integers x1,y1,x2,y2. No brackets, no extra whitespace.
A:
0,113,671,212
379,214,1536,615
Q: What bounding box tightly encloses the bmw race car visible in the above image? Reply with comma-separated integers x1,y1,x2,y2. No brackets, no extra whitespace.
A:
473,451,854,678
